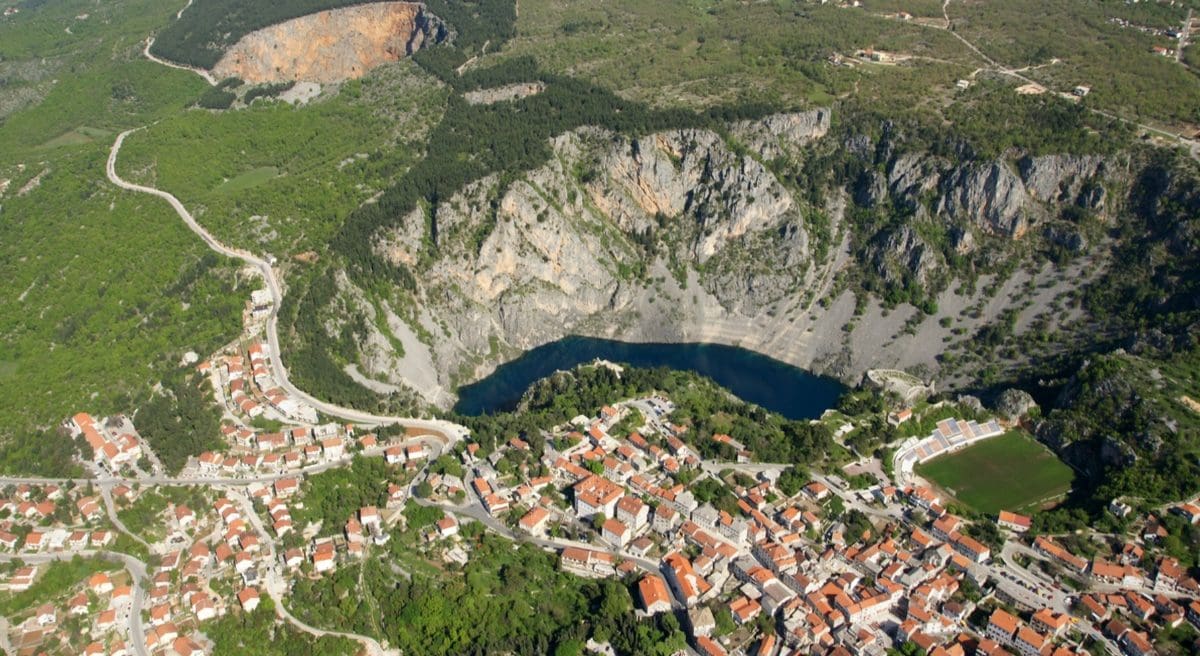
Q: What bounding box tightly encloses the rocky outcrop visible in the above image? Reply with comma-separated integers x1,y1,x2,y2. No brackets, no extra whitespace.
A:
592,129,804,264
866,224,942,288
732,109,831,160
887,152,942,199
463,82,545,105
994,388,1038,422
353,109,1134,399
938,160,1031,238
854,147,1116,243
213,2,446,84
1019,154,1107,209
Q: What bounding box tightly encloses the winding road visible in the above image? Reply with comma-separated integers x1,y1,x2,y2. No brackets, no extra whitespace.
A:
105,129,469,445
142,38,217,86
98,126,470,655
99,482,150,551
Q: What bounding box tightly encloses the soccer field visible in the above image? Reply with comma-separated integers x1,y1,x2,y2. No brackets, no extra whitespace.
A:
914,431,1075,514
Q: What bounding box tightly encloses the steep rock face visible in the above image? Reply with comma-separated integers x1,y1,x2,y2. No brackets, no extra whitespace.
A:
373,123,814,380
356,109,1134,398
590,129,804,264
731,109,831,160
213,2,445,84
887,152,943,199
866,224,942,288
1019,154,1108,209
938,160,1031,238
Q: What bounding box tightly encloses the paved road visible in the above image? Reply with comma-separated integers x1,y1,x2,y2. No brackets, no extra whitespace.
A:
105,130,469,446
0,550,150,656
99,483,150,551
0,615,13,656
141,37,216,86
227,491,397,656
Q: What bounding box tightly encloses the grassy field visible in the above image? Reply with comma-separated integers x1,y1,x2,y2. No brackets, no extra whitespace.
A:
915,430,1075,514
213,166,280,194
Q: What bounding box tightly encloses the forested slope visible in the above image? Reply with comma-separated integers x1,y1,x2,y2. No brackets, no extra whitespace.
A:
151,0,381,68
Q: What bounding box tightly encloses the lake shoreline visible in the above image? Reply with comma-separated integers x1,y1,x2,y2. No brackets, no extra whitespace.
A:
453,336,846,420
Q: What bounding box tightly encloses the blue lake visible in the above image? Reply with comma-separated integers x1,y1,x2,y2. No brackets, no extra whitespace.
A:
452,336,846,420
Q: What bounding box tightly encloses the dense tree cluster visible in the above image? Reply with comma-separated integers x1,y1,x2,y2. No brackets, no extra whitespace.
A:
289,535,687,655
412,0,517,81
136,371,225,474
196,87,236,110
776,466,809,497
208,598,357,656
0,428,84,478
292,456,395,534
450,364,834,468
243,82,295,104
277,268,421,414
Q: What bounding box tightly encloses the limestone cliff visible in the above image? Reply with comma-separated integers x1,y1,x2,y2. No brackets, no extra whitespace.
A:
212,2,445,84
331,109,1130,402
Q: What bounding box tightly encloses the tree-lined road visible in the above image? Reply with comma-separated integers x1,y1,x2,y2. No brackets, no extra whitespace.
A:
106,129,469,447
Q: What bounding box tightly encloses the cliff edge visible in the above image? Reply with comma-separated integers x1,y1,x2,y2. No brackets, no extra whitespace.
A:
212,2,445,84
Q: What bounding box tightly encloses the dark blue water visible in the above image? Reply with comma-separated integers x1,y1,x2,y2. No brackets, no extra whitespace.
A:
453,336,845,420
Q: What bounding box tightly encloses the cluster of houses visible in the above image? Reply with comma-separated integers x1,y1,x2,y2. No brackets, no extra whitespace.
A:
435,393,1200,656
3,567,136,656
985,608,1080,656
199,340,317,424
64,413,144,471
193,423,357,477
190,423,431,480
1,485,237,655
118,491,280,656
11,377,1200,656
0,482,130,554
1032,529,1200,596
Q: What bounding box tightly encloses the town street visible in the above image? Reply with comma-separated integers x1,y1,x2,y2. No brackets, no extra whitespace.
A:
0,550,150,656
